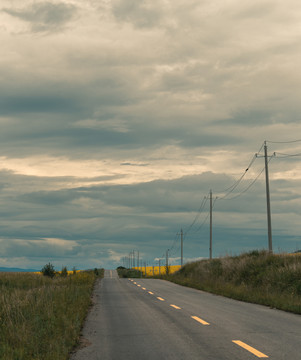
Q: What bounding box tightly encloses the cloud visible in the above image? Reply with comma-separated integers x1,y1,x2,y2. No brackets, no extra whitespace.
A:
112,0,164,29
0,0,301,269
3,1,77,33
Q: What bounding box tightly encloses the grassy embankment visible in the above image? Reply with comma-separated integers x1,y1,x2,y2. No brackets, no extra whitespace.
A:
0,269,104,360
164,251,301,314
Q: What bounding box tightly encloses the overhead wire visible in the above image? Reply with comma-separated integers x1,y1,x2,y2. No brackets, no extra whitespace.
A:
169,232,179,254
216,142,264,200
161,139,300,264
193,197,218,233
217,154,257,199
266,139,301,144
274,152,301,158
183,195,208,236
220,155,274,201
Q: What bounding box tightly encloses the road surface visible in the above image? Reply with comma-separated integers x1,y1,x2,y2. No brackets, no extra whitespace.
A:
71,270,301,359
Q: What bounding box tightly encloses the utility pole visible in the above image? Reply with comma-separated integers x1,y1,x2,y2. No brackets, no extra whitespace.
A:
210,189,213,260
137,251,139,271
159,259,161,275
264,141,273,253
166,250,169,275
181,228,183,267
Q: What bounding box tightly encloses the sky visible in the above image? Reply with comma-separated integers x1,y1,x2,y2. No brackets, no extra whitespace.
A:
0,0,301,270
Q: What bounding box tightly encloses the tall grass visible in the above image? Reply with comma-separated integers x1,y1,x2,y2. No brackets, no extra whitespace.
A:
166,251,301,314
0,270,102,360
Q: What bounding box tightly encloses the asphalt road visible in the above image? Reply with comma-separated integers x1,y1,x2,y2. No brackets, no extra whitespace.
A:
71,270,301,360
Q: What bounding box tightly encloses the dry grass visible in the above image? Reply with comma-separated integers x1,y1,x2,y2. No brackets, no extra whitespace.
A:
0,270,102,360
166,251,301,314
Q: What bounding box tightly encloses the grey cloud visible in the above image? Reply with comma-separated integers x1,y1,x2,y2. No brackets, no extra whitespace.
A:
3,2,77,32
1,238,80,258
112,0,163,28
0,167,300,268
1,0,301,269
0,94,79,115
120,162,149,166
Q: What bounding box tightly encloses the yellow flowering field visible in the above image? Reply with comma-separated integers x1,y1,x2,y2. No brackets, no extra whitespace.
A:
134,265,181,276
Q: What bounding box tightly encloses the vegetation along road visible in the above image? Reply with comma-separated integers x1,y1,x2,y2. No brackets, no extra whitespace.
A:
71,269,300,360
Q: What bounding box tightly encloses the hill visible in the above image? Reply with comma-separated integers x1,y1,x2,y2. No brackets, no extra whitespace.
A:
166,250,301,314
0,267,38,272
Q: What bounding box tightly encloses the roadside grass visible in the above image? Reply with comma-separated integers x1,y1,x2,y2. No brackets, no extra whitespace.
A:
164,251,301,314
0,269,103,360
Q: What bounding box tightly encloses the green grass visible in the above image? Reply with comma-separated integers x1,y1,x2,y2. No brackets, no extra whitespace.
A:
165,250,301,314
0,270,103,360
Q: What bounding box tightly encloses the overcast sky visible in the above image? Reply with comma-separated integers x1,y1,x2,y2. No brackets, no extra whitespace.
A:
1,0,301,270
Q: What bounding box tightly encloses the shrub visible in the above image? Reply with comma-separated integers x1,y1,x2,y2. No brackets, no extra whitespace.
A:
41,263,56,278
60,266,68,277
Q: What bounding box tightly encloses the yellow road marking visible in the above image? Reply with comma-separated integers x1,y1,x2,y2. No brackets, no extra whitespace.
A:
191,316,210,326
142,287,146,290
133,282,137,284
232,340,268,358
157,297,165,301
137,284,141,287
170,304,181,309
148,291,154,295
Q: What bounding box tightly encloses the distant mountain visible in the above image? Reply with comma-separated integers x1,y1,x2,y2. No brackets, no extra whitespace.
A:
0,267,39,272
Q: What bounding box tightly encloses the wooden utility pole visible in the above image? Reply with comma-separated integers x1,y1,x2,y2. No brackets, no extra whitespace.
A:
166,250,169,275
181,228,183,267
210,189,213,260
264,141,273,253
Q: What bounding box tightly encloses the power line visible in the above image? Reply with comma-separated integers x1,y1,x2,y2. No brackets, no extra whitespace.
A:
218,152,275,202
193,197,218,233
217,142,264,199
184,196,208,236
219,161,271,201
266,139,301,144
169,233,179,253
275,152,301,158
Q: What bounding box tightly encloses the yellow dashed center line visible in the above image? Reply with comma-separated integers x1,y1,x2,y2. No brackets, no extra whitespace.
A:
232,340,268,358
128,279,269,358
191,315,210,326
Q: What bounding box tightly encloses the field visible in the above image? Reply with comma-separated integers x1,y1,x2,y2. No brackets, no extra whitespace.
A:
166,251,301,314
134,265,181,276
0,270,103,360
